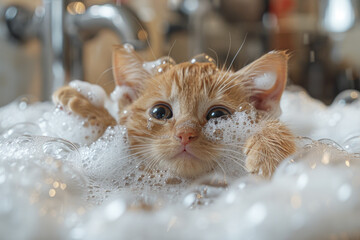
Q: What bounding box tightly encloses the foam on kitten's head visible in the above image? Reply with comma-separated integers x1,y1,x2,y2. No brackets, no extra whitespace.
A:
112,45,288,178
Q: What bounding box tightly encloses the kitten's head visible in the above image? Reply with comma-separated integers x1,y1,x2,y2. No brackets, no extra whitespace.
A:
113,45,288,178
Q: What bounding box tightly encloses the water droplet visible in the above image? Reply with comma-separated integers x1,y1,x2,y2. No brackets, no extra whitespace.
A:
123,43,134,53
147,118,154,130
143,56,176,74
15,95,38,111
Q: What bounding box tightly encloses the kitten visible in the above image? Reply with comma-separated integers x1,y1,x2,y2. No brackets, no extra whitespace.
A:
53,45,296,179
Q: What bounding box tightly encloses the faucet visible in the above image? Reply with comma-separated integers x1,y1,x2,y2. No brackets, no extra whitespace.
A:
2,0,148,101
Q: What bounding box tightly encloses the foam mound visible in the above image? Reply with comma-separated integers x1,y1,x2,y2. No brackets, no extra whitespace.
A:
1,87,360,239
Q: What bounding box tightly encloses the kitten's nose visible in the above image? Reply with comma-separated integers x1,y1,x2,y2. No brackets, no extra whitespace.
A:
176,130,198,145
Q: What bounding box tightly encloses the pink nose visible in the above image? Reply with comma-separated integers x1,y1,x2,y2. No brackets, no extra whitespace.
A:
176,130,198,145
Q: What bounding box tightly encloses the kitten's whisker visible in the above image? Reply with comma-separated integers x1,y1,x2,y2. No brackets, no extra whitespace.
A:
132,17,156,60
96,66,115,85
130,133,172,140
124,149,154,159
220,146,270,159
213,34,248,95
227,33,248,72
96,151,152,181
223,154,247,170
212,159,227,179
224,32,232,68
123,155,157,178
168,40,176,59
143,153,166,174
129,129,163,139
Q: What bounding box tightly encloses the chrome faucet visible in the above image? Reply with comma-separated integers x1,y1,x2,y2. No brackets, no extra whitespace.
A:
2,0,148,100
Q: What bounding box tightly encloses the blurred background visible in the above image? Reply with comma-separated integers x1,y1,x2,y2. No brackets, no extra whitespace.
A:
0,0,359,106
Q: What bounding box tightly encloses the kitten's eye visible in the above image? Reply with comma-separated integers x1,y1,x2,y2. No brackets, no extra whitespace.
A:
206,107,231,120
150,104,173,120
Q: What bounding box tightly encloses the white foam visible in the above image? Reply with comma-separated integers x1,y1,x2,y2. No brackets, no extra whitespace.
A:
0,96,52,133
69,80,108,108
1,88,360,239
39,106,103,145
203,107,259,145
280,88,360,148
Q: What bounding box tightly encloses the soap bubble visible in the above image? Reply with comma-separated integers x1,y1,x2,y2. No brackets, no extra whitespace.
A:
275,140,356,181
42,137,79,161
1,122,42,139
318,138,344,151
332,89,360,107
190,53,216,65
0,135,87,240
143,56,176,74
343,135,360,153
295,136,314,149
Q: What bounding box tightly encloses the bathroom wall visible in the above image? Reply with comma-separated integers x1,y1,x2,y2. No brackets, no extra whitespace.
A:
1,0,360,106
0,0,42,106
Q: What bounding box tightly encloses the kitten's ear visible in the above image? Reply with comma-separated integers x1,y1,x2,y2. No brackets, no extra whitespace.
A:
112,44,150,94
237,51,289,115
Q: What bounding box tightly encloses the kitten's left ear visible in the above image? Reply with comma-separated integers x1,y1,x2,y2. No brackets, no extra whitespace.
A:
236,51,289,115
112,44,150,92
112,44,151,107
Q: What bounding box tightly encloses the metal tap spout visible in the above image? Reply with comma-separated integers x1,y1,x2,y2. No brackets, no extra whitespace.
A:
69,4,148,50
1,1,148,100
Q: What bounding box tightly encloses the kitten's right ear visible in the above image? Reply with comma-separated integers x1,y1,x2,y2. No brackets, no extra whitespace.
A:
234,51,289,116
112,44,150,100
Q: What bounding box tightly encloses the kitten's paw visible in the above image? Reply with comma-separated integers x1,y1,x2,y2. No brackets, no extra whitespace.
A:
52,86,82,107
52,86,117,130
244,121,296,178
244,134,275,178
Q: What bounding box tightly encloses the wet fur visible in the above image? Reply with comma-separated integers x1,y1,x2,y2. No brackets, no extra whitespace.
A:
53,47,296,179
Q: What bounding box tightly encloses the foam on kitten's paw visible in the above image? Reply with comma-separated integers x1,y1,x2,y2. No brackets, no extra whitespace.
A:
244,120,296,178
52,86,117,133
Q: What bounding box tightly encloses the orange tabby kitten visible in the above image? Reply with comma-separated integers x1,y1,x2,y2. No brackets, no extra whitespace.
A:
53,45,296,179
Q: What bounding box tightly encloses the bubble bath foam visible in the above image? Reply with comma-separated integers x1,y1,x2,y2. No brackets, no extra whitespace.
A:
1,88,360,239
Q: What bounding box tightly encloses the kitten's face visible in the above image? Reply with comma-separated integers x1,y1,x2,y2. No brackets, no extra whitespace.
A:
122,63,251,177
113,46,288,178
